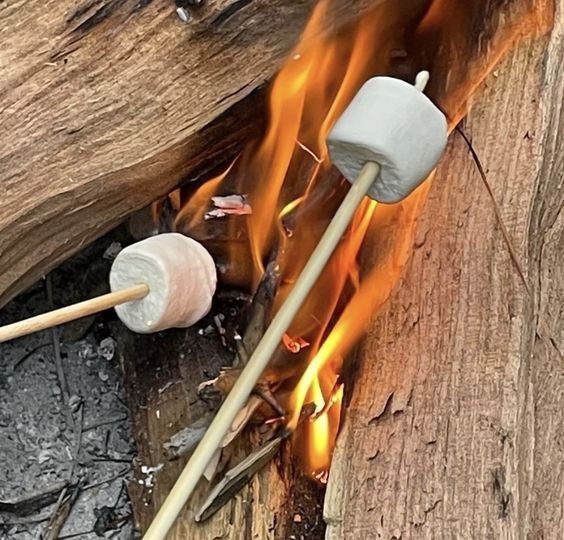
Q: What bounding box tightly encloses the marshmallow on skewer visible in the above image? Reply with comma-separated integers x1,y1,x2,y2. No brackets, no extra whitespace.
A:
328,75,448,203
110,233,216,333
0,233,217,344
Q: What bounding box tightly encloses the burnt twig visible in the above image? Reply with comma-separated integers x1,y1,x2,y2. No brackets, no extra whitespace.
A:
252,381,285,416
42,484,81,540
82,468,130,492
0,482,69,517
69,403,84,480
196,402,317,522
195,436,283,522
12,342,51,371
312,378,343,420
235,257,281,367
45,275,74,429
83,413,129,432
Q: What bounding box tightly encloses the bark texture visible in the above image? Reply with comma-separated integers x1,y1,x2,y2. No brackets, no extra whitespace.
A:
0,0,384,307
324,4,564,538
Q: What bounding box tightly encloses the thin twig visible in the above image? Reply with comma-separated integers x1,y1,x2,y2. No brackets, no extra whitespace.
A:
58,530,94,539
457,124,562,359
69,403,84,480
195,402,316,522
87,457,133,464
82,414,128,432
0,481,69,516
195,436,283,522
42,485,81,540
45,275,72,424
456,125,530,294
42,405,84,538
82,468,130,492
41,485,67,539
12,342,51,371
312,378,343,420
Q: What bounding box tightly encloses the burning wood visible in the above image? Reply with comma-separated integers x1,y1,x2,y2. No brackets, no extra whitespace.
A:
195,436,284,523
196,403,317,523
150,43,449,540
311,379,344,421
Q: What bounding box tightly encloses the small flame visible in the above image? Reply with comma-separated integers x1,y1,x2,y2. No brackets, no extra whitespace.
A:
175,160,236,230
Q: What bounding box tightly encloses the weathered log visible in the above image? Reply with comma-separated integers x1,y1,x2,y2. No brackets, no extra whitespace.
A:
324,3,563,538
0,0,387,307
121,320,327,539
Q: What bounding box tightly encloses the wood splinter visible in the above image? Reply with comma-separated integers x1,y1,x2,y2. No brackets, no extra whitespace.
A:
196,402,317,522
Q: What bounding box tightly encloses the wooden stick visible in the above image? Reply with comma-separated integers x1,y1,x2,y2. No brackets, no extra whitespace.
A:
0,283,149,343
142,161,381,540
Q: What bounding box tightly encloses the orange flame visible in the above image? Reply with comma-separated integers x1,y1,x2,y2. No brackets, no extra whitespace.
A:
177,0,433,478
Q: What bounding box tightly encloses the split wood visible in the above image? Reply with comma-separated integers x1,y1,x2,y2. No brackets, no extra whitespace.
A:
143,161,381,540
0,283,149,343
196,436,283,522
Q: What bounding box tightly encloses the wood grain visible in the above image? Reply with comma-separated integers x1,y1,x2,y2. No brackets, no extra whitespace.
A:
121,321,326,539
324,3,564,538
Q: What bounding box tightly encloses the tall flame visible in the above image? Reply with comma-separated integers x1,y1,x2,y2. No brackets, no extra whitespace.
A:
177,0,433,479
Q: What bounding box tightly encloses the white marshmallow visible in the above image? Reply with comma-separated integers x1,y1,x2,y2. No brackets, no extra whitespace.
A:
327,76,448,203
110,233,216,333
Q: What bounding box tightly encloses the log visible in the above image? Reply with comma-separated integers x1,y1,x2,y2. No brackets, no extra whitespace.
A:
324,3,564,538
0,0,385,307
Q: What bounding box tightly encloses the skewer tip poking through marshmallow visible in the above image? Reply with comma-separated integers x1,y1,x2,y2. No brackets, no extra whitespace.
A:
328,74,448,203
110,233,217,334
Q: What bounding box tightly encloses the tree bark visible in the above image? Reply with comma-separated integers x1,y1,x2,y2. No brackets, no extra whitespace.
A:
0,0,547,308
0,0,386,308
324,4,564,538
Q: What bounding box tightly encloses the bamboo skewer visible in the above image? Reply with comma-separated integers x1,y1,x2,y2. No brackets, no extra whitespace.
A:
0,283,149,343
143,161,381,540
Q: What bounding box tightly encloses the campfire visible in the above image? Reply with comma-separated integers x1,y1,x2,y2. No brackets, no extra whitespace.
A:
141,0,551,536
1,0,558,538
